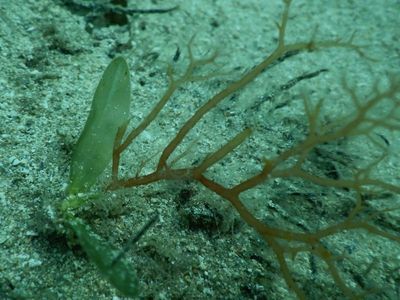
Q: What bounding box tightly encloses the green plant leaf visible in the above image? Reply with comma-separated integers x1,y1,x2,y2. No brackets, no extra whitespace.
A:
69,218,138,297
68,57,131,194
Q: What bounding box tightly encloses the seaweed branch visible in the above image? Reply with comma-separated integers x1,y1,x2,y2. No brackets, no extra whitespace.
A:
62,0,400,298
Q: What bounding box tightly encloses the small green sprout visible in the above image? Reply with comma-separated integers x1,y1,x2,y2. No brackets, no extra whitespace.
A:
60,57,141,298
67,57,131,194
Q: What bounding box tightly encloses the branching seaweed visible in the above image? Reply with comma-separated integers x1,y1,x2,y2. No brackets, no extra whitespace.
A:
61,0,400,298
